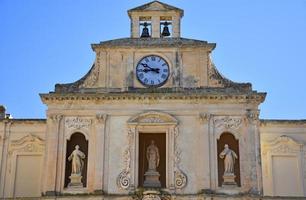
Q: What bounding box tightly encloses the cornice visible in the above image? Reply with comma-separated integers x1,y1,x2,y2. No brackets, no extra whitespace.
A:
40,91,266,105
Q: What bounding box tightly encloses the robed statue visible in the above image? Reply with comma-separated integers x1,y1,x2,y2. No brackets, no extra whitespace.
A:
143,140,161,187
68,145,86,175
146,140,160,171
219,144,238,174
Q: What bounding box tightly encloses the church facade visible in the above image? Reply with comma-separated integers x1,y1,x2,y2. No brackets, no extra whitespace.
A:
0,1,305,199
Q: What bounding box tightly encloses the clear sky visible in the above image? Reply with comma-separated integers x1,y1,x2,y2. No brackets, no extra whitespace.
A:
0,0,305,119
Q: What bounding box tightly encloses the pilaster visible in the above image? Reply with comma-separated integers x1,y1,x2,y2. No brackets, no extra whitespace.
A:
93,114,107,193
43,114,62,195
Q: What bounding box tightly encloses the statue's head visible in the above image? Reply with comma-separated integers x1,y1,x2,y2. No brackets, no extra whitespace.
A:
75,145,80,150
224,144,229,149
151,140,155,144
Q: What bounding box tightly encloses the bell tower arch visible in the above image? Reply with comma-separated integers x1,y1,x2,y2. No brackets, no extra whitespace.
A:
128,1,184,38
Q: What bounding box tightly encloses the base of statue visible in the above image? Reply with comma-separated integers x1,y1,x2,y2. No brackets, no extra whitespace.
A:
222,173,237,186
68,174,83,188
144,170,161,188
142,190,161,200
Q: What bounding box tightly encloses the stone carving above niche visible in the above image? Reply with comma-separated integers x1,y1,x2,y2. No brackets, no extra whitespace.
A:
65,117,92,130
214,116,242,131
128,111,178,125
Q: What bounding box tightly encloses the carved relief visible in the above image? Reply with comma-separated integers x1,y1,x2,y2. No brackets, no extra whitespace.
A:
50,114,63,123
262,135,303,156
214,116,242,131
96,114,108,124
199,113,211,123
117,128,133,190
65,117,92,130
246,109,260,123
8,134,45,155
128,111,178,125
173,126,187,189
81,64,99,88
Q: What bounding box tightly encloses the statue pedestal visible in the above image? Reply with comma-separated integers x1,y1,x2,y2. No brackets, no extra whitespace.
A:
222,173,237,186
68,174,83,188
142,190,161,200
144,170,161,188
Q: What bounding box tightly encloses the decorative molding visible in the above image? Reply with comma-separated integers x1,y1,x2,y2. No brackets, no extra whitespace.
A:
41,93,266,105
128,111,178,125
65,117,92,130
173,126,187,189
8,134,45,155
117,128,133,190
142,194,161,200
81,64,99,88
96,114,108,124
262,135,303,156
214,116,242,131
50,114,63,123
199,113,211,123
246,109,260,123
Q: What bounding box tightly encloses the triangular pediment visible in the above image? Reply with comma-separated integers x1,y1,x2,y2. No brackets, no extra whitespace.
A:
128,1,183,16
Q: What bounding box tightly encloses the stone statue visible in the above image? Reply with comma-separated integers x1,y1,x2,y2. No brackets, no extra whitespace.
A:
68,145,86,175
144,140,161,187
146,140,160,171
219,144,238,174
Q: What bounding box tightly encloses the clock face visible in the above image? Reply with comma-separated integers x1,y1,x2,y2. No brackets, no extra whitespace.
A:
136,55,170,87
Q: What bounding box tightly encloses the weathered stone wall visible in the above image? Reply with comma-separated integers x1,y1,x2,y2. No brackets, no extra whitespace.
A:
0,119,46,198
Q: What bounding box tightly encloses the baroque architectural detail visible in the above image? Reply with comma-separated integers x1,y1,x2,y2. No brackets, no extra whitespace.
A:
246,109,260,123
96,114,108,124
199,113,211,123
81,64,99,88
128,111,178,125
8,134,45,155
262,135,303,155
142,194,161,200
173,126,187,189
117,128,133,190
214,116,242,131
65,117,92,130
50,114,63,123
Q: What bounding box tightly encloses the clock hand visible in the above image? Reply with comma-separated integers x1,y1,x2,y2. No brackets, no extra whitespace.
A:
137,69,150,73
140,63,160,73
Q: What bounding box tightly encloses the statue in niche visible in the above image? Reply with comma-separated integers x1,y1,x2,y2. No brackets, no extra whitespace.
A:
219,144,238,174
68,145,86,175
144,140,161,187
219,144,238,186
67,145,86,188
147,140,160,171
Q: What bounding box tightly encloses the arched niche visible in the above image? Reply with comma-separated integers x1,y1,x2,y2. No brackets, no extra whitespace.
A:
64,132,88,188
217,132,241,187
117,111,187,191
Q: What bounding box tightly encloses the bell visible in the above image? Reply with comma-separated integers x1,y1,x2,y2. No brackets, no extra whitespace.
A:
161,21,171,37
141,22,150,38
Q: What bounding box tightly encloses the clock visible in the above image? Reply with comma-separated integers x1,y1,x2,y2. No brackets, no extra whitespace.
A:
136,55,170,87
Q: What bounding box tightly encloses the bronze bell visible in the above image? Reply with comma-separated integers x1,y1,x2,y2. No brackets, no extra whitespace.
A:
141,22,150,38
161,21,171,37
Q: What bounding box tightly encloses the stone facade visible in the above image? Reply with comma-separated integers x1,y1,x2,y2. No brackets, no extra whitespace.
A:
0,1,305,199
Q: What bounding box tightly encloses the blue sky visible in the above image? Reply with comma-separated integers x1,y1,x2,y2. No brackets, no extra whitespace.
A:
0,0,305,119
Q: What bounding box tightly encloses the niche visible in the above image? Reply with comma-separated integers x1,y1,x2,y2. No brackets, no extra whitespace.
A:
65,132,88,188
217,132,240,186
